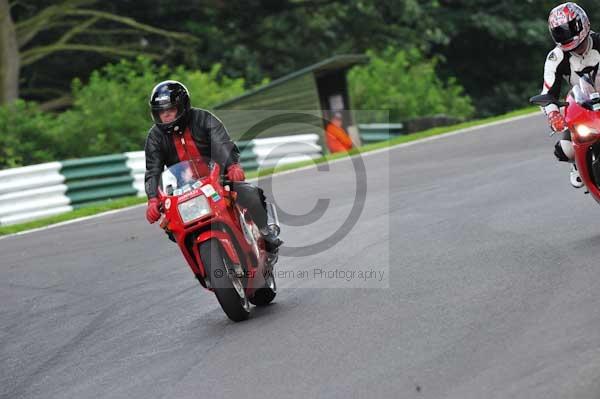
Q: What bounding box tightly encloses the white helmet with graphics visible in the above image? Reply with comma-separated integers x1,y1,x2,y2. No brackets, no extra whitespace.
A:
548,2,590,52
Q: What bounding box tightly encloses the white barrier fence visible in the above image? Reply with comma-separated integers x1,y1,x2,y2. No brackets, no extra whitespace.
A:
252,134,322,169
125,151,146,197
126,133,323,195
0,134,323,226
0,162,72,226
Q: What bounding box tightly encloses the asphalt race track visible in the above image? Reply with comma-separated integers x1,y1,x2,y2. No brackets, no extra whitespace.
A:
3,113,600,398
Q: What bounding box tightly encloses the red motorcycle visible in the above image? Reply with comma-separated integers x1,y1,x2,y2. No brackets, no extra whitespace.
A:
530,70,600,204
156,158,279,322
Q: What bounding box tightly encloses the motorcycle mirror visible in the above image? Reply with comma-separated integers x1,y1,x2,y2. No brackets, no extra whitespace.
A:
529,94,568,107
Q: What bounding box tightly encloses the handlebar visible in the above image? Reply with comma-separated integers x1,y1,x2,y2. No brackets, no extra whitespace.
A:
220,177,234,188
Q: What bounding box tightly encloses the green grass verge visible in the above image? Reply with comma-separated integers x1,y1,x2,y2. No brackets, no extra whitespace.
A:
1,106,539,236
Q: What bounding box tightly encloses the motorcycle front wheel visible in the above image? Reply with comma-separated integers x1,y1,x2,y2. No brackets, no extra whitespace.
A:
199,239,250,322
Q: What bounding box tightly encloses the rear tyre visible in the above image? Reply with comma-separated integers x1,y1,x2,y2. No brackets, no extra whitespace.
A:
249,269,277,306
199,239,250,322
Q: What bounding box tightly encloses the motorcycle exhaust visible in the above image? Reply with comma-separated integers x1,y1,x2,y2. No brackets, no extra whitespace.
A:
266,202,280,237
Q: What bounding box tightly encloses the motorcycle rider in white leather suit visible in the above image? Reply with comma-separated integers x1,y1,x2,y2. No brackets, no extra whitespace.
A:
541,2,600,188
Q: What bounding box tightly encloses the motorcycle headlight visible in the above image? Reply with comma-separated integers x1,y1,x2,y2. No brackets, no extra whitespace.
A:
575,124,600,138
178,195,211,223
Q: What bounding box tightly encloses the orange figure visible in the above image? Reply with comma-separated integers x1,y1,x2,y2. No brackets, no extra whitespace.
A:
325,112,353,153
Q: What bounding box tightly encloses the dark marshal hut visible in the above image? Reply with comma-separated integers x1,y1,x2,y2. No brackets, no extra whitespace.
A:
211,54,368,148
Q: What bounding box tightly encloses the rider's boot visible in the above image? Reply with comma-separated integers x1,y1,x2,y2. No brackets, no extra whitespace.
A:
261,227,283,253
570,163,584,189
553,135,582,189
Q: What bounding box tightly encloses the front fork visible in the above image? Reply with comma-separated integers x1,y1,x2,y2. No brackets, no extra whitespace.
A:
266,201,280,237
589,143,600,188
265,202,280,268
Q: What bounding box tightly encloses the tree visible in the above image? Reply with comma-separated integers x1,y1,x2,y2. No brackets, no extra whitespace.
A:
348,47,474,122
427,0,570,116
51,57,248,159
0,56,250,167
0,0,19,104
0,99,56,168
0,0,196,106
3,0,443,107
157,0,440,86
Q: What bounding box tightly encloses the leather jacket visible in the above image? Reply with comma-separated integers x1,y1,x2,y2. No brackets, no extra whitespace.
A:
144,108,239,198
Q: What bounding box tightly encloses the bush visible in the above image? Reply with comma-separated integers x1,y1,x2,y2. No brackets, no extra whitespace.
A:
51,57,248,159
348,47,475,123
0,100,57,169
0,57,252,168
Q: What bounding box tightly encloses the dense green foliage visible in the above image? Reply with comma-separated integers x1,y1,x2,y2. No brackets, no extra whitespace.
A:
16,0,600,117
0,58,249,168
348,48,474,122
51,57,248,159
6,0,600,168
0,100,57,168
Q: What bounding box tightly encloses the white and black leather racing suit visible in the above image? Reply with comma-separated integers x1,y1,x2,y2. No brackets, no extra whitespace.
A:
541,31,600,161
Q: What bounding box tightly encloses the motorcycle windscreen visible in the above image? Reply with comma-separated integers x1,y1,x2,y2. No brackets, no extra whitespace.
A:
572,73,600,111
160,159,212,195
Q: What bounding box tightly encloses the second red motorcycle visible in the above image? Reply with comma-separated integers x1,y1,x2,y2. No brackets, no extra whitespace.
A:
530,69,600,204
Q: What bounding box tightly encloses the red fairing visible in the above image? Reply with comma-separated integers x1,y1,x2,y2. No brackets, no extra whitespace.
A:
564,94,600,204
196,230,241,265
157,160,271,296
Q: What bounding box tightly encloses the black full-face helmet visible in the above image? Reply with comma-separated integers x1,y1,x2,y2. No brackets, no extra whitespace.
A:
149,80,190,134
